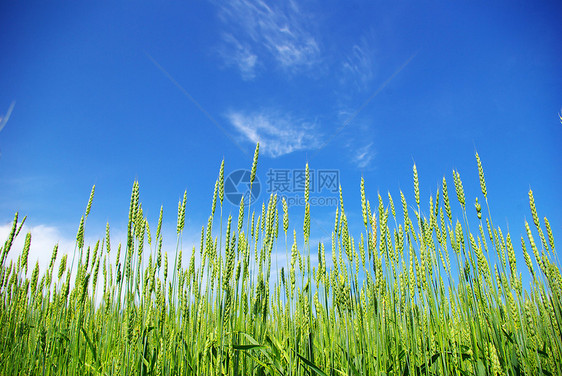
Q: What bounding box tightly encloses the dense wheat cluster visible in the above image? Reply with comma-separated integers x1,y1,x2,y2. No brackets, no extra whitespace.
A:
0,144,560,375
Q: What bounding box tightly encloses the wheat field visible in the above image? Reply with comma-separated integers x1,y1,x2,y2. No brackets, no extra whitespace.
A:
0,144,560,375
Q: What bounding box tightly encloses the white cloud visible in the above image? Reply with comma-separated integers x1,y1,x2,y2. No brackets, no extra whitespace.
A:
0,220,199,285
0,223,76,273
219,33,259,80
332,107,377,169
341,34,377,90
226,109,322,157
215,0,320,77
352,142,375,169
0,101,15,133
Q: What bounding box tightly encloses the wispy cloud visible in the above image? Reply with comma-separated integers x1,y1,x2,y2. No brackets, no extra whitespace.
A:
335,114,376,169
352,142,375,169
0,101,15,157
0,101,15,133
226,109,322,157
341,34,376,90
215,0,320,78
219,34,259,80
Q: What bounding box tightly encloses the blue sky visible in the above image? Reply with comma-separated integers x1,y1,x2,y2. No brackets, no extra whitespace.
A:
0,1,561,275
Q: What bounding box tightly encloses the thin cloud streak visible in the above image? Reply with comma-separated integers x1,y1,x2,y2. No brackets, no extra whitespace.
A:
227,110,322,157
215,0,320,77
0,101,15,133
341,35,377,90
219,33,259,80
353,142,375,169
312,50,419,159
145,51,250,156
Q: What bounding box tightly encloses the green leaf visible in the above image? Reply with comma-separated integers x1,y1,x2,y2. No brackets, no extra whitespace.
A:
233,344,266,351
265,333,290,363
182,339,195,373
337,344,361,376
388,349,407,373
238,331,260,345
264,333,289,374
416,353,440,374
80,327,98,364
401,355,410,376
296,352,328,376
501,326,515,344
